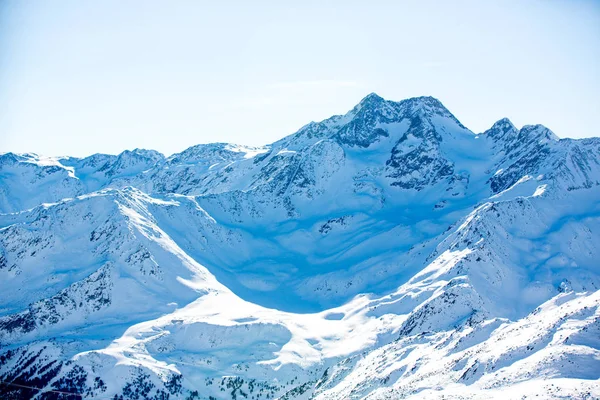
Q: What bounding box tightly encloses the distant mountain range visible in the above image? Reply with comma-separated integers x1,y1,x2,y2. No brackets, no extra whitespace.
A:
1,93,599,399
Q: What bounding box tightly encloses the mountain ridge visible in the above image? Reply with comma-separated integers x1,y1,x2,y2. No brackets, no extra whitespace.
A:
1,93,599,399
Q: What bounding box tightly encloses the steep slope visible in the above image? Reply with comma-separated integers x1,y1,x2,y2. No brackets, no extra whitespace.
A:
1,94,599,399
0,188,219,347
311,290,600,400
305,183,600,399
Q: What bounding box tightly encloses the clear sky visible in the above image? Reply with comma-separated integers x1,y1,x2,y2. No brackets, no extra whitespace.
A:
1,0,599,157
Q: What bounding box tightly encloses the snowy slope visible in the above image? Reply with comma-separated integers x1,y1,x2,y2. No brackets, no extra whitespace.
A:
0,94,599,399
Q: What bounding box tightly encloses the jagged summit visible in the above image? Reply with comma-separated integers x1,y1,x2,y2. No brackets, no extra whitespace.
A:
488,117,516,132
356,92,445,108
352,93,452,117
484,118,559,143
301,93,467,149
357,91,385,105
350,92,388,114
520,124,560,141
398,94,447,109
484,117,518,142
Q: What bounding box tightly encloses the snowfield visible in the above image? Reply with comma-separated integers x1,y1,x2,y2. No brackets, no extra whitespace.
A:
0,94,599,399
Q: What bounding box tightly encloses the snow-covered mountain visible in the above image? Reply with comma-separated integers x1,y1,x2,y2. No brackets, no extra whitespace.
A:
1,94,598,399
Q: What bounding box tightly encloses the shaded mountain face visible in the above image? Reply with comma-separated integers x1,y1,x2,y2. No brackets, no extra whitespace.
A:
0,94,599,399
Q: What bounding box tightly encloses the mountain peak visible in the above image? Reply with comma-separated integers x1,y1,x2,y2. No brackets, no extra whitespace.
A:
492,117,515,129
360,92,385,104
351,93,453,119
121,148,164,158
520,124,559,142
354,94,447,114
351,92,387,114
402,95,444,107
398,96,467,130
484,118,517,140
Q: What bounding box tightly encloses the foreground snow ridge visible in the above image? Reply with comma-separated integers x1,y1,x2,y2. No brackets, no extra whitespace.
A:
1,93,599,399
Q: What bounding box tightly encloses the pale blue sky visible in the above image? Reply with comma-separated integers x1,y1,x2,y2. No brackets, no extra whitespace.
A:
1,0,599,157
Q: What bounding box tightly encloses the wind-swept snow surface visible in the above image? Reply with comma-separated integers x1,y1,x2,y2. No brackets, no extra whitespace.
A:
1,94,599,399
